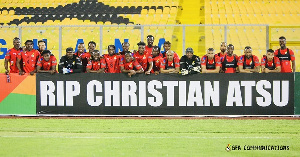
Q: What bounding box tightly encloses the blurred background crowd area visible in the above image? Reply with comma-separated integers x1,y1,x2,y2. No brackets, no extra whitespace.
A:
0,0,300,72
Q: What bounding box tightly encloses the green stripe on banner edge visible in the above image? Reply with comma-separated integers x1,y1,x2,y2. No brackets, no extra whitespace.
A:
0,93,36,115
294,73,300,115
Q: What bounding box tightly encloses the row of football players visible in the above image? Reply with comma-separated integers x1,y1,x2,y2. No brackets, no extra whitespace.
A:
4,36,295,76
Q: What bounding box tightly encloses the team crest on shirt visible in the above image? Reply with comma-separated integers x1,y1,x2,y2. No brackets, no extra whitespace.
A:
129,63,132,67
171,63,173,66
114,56,117,59
31,53,34,57
156,59,160,63
143,55,146,59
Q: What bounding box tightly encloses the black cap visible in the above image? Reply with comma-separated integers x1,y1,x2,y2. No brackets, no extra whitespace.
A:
66,47,73,52
186,47,194,53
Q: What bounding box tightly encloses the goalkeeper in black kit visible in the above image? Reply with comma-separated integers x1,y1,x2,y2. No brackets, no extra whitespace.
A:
180,47,201,75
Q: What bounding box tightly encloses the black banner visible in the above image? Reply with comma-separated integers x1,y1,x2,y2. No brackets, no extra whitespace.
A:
36,73,294,115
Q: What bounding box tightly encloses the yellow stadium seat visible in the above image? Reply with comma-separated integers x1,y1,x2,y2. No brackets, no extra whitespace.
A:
148,9,155,15
1,10,8,15
141,9,148,15
163,7,170,14
104,21,111,25
156,9,162,15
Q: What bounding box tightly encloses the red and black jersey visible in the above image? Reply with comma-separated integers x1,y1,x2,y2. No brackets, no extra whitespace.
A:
201,55,221,70
237,55,260,69
76,52,91,72
261,56,281,70
221,54,239,73
161,57,180,70
217,52,226,61
274,48,295,73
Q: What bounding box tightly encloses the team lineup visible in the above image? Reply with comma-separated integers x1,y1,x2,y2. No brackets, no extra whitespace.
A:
4,35,296,77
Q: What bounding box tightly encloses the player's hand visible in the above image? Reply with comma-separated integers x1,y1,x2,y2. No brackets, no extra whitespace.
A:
154,71,160,75
19,71,24,75
50,70,56,75
193,66,201,73
264,68,269,73
30,71,35,75
63,68,71,74
5,70,9,75
181,69,188,75
145,71,150,75
130,70,136,75
172,69,179,73
96,70,103,73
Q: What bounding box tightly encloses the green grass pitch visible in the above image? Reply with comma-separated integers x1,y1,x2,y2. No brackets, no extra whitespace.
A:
0,118,299,156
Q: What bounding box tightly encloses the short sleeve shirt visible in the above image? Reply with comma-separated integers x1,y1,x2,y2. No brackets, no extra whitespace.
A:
160,57,180,69
37,55,57,70
102,54,121,73
201,55,221,69
5,47,22,73
133,51,153,70
261,56,281,68
18,49,41,73
86,60,101,71
274,48,295,73
120,60,142,71
237,55,260,68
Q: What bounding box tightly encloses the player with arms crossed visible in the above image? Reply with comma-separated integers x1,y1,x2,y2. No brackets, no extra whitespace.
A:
238,46,260,73
160,50,180,74
201,48,221,73
261,49,281,73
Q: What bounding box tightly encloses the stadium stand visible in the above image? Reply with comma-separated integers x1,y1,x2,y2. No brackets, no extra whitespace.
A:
0,0,179,68
1,0,300,71
203,0,300,60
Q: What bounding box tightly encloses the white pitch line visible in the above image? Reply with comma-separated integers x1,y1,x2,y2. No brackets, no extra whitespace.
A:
0,136,290,139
